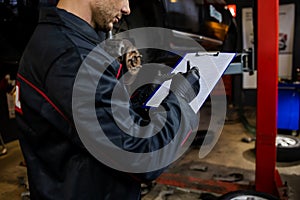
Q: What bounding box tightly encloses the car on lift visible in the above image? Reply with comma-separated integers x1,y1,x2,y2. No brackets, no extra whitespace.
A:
115,0,238,53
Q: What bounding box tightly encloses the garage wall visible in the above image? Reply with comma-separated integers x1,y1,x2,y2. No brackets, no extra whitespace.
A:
227,0,300,81
225,0,300,107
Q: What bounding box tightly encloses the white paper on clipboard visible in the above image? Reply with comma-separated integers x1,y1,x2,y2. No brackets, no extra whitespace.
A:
145,52,236,113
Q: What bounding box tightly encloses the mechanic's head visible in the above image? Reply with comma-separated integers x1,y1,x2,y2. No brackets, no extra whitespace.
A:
57,0,130,31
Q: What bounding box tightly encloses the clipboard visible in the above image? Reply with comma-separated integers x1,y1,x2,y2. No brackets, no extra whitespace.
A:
145,52,236,113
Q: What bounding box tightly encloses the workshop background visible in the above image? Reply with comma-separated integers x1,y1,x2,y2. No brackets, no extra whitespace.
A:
1,0,300,199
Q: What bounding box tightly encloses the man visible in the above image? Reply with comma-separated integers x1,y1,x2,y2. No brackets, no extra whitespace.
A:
16,0,200,199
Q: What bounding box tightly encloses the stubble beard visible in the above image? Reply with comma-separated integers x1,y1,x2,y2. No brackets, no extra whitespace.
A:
92,1,115,32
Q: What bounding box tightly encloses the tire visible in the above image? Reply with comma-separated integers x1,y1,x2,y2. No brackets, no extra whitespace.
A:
218,190,279,200
276,134,300,162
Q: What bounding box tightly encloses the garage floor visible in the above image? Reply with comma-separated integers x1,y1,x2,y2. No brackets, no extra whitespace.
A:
0,106,300,200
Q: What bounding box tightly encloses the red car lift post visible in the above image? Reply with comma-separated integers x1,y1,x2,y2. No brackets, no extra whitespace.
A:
255,0,285,197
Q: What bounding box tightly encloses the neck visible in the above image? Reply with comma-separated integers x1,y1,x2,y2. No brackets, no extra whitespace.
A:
57,0,94,27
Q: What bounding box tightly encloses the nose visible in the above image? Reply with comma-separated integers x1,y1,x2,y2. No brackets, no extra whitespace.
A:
121,0,131,15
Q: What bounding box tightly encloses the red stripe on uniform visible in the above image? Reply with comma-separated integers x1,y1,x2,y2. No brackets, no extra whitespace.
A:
17,73,70,123
116,63,123,79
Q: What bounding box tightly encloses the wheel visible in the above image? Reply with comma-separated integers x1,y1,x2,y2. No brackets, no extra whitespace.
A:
276,134,300,162
218,190,279,200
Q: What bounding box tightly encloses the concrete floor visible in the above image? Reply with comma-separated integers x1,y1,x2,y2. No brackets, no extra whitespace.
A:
0,140,28,200
141,122,300,200
0,107,300,200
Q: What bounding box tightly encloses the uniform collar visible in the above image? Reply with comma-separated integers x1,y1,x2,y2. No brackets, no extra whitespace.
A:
39,7,104,44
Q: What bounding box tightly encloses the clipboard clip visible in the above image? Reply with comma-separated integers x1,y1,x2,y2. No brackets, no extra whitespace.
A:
195,51,219,57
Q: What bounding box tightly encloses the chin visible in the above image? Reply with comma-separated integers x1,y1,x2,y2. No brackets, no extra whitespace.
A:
107,23,114,31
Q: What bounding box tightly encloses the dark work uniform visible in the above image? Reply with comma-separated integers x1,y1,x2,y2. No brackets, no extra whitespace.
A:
16,7,198,200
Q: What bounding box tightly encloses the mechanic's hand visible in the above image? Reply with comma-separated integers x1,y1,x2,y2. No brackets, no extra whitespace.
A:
130,64,173,108
170,65,200,103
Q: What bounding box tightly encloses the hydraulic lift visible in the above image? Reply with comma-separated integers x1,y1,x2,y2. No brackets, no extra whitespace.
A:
255,0,287,198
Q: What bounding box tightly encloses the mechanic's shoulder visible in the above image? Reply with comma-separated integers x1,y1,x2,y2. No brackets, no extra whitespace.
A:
38,8,97,52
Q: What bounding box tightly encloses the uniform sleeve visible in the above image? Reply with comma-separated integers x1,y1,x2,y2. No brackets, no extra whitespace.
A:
46,46,199,182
